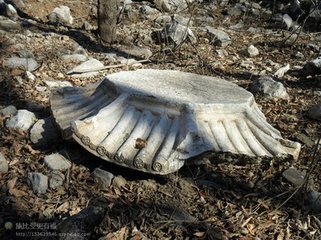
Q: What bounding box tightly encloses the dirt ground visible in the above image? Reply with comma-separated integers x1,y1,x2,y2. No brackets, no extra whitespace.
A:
1,0,321,239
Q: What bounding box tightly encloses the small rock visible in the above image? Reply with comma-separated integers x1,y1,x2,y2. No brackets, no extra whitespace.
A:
83,21,93,31
67,59,104,78
155,15,171,26
6,109,37,131
4,57,38,71
44,80,73,88
44,153,71,171
48,6,73,25
308,191,321,212
28,172,48,194
0,105,17,117
247,45,259,57
0,17,20,31
295,51,304,59
282,167,306,187
0,152,8,173
61,54,88,63
308,103,321,120
282,14,293,29
154,0,171,12
113,175,127,189
49,171,65,189
153,21,196,46
118,45,152,59
26,71,35,81
30,117,61,149
17,50,35,59
251,76,289,99
140,5,159,16
206,27,231,47
302,56,321,76
240,60,255,69
4,4,18,19
92,168,114,189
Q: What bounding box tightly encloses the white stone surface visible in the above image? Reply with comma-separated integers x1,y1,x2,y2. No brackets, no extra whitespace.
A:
48,5,73,25
44,153,71,171
251,76,289,99
50,69,301,175
6,109,37,131
28,172,48,194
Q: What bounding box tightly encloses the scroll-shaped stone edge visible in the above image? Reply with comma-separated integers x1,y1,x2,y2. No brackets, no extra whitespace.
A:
49,70,301,175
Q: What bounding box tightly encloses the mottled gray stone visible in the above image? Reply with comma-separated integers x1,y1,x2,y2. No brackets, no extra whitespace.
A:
48,6,73,25
282,167,306,187
61,54,87,63
0,105,17,117
0,17,20,31
251,76,289,99
49,171,65,189
308,103,321,120
0,152,8,173
30,117,61,149
154,0,171,12
155,21,196,46
92,168,114,189
140,5,159,15
4,57,38,71
6,109,37,131
28,172,48,194
45,80,73,89
67,59,104,77
118,45,153,59
283,14,293,29
206,27,231,47
44,153,71,171
247,45,259,57
17,50,35,59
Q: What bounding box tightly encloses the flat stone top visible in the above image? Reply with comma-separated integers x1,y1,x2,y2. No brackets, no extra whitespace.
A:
106,69,253,105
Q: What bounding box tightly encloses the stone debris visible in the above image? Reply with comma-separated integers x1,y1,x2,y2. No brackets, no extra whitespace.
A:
282,167,306,187
155,20,196,46
273,64,290,78
4,57,38,71
0,105,17,117
308,103,321,120
44,80,73,89
30,117,61,149
61,54,88,63
44,153,72,171
247,45,259,57
67,59,104,77
154,0,171,12
49,171,65,189
0,16,20,31
0,152,8,173
92,168,114,189
48,6,73,25
251,76,289,99
206,27,231,47
28,172,48,194
6,109,37,131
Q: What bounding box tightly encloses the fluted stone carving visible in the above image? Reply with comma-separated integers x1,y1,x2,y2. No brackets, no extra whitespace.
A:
50,69,301,174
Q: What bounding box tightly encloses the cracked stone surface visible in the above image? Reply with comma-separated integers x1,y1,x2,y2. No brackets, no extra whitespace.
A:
50,69,301,175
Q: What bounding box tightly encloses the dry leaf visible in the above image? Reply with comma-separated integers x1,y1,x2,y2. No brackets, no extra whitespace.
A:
9,188,28,197
194,231,205,237
135,138,147,149
7,177,18,190
100,226,128,240
56,202,69,213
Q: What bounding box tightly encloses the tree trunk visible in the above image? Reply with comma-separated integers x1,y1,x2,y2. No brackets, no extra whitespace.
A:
98,0,118,45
